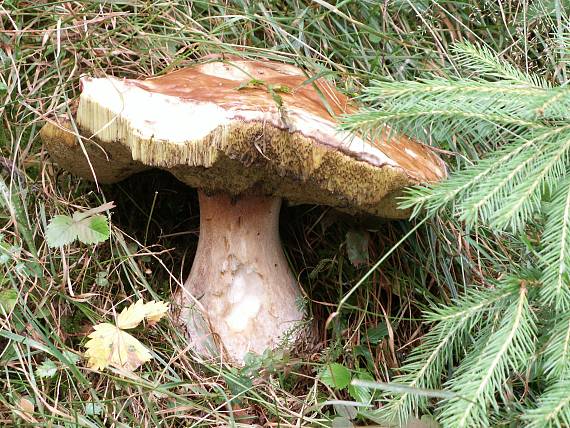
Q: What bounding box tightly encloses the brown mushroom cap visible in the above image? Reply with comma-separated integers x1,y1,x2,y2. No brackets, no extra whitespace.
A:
41,56,446,218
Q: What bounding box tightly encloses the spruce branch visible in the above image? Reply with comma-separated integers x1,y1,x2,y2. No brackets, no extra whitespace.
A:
451,42,549,88
342,37,570,427
485,127,570,230
400,129,549,220
543,311,570,379
375,280,521,425
437,281,537,428
539,175,570,311
522,378,570,427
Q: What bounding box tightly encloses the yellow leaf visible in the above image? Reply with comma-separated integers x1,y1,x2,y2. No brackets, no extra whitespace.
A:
142,300,170,323
116,300,147,329
84,322,152,371
116,300,169,329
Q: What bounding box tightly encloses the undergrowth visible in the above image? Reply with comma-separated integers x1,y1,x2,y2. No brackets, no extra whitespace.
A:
0,1,566,427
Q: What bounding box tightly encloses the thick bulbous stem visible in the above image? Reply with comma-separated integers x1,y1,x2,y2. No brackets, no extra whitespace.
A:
176,191,304,363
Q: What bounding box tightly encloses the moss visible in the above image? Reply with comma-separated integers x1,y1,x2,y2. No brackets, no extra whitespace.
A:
42,117,415,218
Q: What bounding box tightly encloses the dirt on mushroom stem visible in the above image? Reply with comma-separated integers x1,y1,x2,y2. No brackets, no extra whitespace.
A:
176,190,305,363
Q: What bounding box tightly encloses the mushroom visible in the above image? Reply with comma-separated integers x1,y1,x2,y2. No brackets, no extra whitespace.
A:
41,56,446,363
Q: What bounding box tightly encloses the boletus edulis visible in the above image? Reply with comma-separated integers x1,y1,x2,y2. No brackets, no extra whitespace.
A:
41,56,446,363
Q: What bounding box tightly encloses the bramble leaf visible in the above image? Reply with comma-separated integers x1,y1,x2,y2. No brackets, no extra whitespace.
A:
74,214,109,245
46,203,114,247
84,300,168,371
45,215,76,247
320,363,352,389
116,300,169,329
84,323,152,371
36,360,58,378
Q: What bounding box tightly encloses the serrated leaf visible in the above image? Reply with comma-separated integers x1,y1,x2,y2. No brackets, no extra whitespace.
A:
225,367,254,396
116,300,169,329
46,204,112,248
320,363,352,389
84,323,152,371
36,360,58,378
95,271,109,287
45,215,76,247
348,371,375,403
74,214,110,245
83,300,167,371
0,289,17,313
142,301,170,323
84,402,103,416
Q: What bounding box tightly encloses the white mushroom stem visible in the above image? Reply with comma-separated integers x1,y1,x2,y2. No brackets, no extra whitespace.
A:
177,191,305,363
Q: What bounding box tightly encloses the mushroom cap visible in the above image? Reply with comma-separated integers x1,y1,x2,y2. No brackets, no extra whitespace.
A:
41,56,446,218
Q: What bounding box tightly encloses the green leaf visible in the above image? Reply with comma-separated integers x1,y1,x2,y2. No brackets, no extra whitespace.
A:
346,230,369,267
62,350,81,366
36,360,58,378
348,371,375,403
95,271,109,287
224,367,253,397
74,214,110,245
366,323,388,344
319,363,352,389
84,402,103,416
46,212,110,247
45,215,76,247
0,289,17,312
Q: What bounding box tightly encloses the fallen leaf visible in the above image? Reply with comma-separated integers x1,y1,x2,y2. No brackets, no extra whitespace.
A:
116,300,169,329
141,300,170,323
84,323,152,371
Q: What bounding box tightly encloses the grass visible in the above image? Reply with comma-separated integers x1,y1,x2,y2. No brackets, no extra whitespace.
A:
0,1,550,426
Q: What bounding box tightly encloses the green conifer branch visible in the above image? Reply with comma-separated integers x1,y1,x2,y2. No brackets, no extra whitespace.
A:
539,176,570,311
377,281,520,425
438,282,536,428
543,312,570,379
522,378,570,427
